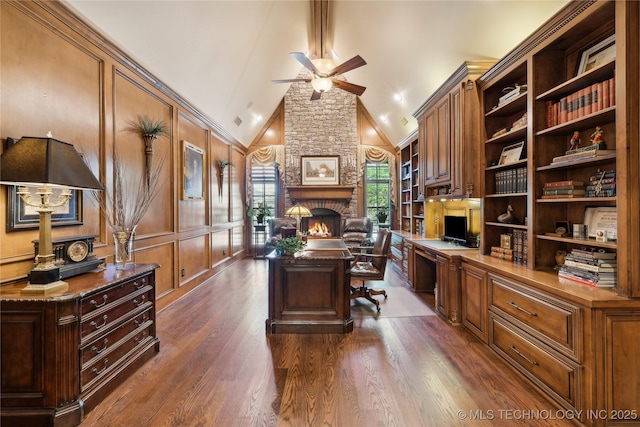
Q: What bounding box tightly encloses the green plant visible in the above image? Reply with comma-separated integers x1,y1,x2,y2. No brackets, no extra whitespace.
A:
127,115,169,137
275,237,303,255
376,207,388,222
216,159,233,169
246,202,272,224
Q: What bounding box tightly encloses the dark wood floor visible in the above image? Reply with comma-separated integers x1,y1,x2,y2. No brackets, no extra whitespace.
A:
81,258,578,427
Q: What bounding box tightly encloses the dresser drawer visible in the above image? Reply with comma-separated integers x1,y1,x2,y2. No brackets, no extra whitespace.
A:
489,273,580,360
490,315,580,410
80,323,155,391
80,288,153,343
80,308,153,366
80,275,151,317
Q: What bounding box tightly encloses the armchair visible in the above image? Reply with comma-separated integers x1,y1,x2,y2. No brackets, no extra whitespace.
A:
265,217,298,255
350,229,392,312
341,217,372,249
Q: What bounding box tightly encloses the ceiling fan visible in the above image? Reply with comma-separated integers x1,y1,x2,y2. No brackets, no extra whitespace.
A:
272,52,367,101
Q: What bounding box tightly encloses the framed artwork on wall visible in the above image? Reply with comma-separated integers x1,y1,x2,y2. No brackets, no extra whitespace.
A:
301,155,340,186
182,140,204,200
5,137,83,231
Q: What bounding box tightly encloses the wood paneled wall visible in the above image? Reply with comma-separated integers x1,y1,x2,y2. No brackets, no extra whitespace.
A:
0,0,246,309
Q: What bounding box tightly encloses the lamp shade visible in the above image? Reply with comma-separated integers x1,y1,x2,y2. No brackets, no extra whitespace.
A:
0,137,103,190
285,205,312,218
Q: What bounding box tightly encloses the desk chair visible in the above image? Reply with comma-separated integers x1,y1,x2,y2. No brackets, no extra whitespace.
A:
350,229,391,312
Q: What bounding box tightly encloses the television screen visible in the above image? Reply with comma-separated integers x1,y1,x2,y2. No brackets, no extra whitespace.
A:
444,215,468,245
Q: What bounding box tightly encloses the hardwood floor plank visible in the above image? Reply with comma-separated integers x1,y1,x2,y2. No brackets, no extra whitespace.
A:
81,258,578,427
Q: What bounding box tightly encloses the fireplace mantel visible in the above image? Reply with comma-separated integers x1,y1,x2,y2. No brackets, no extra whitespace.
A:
287,186,355,203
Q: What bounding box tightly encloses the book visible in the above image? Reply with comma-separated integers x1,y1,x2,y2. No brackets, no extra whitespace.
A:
571,248,617,259
490,251,513,261
552,149,616,163
563,259,617,273
541,193,586,199
565,142,607,155
542,188,585,196
491,246,513,255
544,180,585,188
589,170,616,181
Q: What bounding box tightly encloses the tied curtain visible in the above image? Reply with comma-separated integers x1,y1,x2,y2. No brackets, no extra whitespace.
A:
245,145,285,207
356,145,397,206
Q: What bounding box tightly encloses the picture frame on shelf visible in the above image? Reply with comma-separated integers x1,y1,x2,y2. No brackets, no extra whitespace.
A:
301,155,339,186
583,206,617,240
577,34,615,75
498,141,525,166
182,140,204,200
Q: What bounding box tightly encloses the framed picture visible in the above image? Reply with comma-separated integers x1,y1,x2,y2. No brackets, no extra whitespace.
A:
182,140,204,199
5,137,83,231
301,155,340,186
583,206,617,240
577,34,615,75
498,141,525,166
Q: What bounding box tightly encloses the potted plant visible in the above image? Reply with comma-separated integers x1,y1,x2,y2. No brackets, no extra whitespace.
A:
126,115,169,187
275,237,303,256
247,202,272,224
376,207,388,223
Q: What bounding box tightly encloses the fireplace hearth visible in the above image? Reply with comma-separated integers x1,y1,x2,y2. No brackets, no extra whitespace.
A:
301,208,342,237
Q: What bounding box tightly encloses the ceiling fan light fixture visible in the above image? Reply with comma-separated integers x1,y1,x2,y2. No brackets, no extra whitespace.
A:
311,58,335,74
311,77,332,93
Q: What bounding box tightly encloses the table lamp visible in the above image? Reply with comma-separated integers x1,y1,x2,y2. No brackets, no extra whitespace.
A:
285,205,312,231
0,137,104,294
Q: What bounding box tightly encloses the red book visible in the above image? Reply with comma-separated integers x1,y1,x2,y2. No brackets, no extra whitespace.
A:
602,80,610,108
559,97,568,123
597,82,604,110
577,88,585,118
544,180,585,187
546,101,554,128
584,85,592,115
609,76,615,106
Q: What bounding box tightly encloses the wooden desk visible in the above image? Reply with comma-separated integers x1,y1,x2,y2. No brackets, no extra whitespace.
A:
0,264,160,427
266,239,353,333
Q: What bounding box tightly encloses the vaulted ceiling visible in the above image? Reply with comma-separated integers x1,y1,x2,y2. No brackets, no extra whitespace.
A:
64,0,569,147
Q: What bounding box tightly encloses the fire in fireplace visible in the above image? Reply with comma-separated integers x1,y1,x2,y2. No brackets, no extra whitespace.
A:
307,221,331,237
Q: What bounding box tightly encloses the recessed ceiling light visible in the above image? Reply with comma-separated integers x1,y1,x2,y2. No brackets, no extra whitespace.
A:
394,93,403,102
379,115,388,122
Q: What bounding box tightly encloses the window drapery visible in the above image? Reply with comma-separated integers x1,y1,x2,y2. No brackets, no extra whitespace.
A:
356,145,397,205
245,145,285,207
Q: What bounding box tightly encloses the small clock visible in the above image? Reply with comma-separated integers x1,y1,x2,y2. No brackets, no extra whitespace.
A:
32,235,103,279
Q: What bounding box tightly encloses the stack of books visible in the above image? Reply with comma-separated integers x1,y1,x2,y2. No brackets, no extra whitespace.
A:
551,145,615,164
490,230,527,265
542,180,585,199
490,246,513,261
558,248,617,287
498,85,527,107
585,170,616,197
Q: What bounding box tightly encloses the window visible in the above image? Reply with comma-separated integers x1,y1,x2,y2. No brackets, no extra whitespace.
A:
364,162,390,231
250,163,278,255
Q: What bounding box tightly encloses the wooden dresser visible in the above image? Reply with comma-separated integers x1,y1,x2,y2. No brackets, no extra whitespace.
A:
0,263,160,427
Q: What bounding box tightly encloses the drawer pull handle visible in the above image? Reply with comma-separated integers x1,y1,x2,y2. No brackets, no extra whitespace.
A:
509,345,539,366
91,338,109,354
91,359,108,375
133,295,146,307
90,295,108,308
134,331,148,344
133,280,145,290
507,301,537,317
90,315,108,330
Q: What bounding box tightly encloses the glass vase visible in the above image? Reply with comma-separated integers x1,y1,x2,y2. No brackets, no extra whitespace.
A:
113,230,135,269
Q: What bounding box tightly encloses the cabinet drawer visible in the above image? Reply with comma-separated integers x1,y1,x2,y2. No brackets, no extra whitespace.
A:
81,323,155,391
80,308,153,366
80,288,153,343
489,274,579,360
80,275,150,317
490,315,580,410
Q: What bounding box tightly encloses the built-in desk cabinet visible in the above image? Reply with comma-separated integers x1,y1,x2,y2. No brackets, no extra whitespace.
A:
0,264,160,427
460,261,489,343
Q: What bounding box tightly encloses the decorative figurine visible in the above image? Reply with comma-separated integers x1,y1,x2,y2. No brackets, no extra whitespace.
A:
497,205,515,224
554,250,567,270
569,131,581,150
590,126,604,145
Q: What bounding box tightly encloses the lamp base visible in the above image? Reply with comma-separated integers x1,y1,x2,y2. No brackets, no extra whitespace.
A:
21,280,68,295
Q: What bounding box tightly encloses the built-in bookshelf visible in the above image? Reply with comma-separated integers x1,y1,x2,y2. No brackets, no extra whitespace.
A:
479,0,639,297
398,136,423,235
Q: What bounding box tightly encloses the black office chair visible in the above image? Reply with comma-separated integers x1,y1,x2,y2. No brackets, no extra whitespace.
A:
350,229,391,312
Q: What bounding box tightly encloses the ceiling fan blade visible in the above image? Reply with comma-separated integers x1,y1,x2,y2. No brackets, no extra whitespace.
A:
310,90,322,101
329,55,367,76
290,52,319,75
332,79,366,96
272,78,312,83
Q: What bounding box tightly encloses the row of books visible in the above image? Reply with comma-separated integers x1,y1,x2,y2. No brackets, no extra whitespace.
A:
490,230,527,265
494,167,527,194
557,248,617,288
541,171,617,199
545,77,615,128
